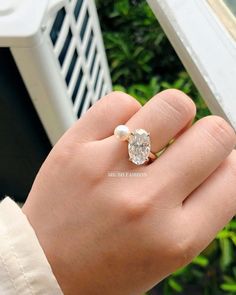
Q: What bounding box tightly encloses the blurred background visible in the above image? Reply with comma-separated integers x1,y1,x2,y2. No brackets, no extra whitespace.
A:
96,1,236,294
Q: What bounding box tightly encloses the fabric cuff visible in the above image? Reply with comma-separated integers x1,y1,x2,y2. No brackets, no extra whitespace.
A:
0,197,63,295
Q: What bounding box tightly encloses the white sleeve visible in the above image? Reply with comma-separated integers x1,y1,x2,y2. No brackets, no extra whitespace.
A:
0,197,63,295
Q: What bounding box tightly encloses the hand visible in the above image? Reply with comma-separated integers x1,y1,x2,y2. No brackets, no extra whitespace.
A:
22,90,236,295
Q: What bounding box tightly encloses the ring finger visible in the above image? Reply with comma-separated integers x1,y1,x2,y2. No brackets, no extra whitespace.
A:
101,89,196,168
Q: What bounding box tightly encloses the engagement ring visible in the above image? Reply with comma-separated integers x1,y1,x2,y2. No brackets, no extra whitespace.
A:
114,125,157,165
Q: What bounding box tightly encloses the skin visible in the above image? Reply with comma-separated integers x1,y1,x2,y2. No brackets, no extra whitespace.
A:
22,90,236,295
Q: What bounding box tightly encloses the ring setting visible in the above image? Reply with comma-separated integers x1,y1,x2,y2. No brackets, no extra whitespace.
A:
114,125,156,165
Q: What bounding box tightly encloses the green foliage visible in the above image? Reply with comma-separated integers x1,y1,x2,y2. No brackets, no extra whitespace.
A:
97,0,181,84
96,0,210,118
97,0,235,294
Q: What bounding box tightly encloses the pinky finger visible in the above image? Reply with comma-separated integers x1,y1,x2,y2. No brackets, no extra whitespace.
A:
183,149,236,250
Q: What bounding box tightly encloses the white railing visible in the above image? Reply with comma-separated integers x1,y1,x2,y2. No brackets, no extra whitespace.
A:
147,0,236,130
0,0,112,144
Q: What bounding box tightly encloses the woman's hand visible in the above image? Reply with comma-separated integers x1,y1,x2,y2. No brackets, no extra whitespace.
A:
22,90,236,295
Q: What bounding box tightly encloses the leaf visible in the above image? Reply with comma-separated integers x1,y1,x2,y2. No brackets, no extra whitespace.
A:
221,283,236,292
168,278,183,293
192,255,209,268
202,239,218,257
220,238,234,270
114,0,130,16
160,81,172,89
112,85,126,92
217,229,232,239
173,266,188,277
223,274,236,284
233,267,236,279
229,220,236,230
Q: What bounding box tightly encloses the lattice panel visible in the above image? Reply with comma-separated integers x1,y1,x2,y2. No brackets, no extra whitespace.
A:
46,0,111,117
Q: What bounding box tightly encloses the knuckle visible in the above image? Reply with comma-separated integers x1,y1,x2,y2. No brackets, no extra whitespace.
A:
169,232,196,267
49,149,69,167
223,150,236,178
52,142,105,183
198,115,236,151
81,143,108,183
159,89,196,122
121,195,152,221
162,213,198,268
50,140,77,164
229,151,236,177
218,151,236,212
47,146,75,175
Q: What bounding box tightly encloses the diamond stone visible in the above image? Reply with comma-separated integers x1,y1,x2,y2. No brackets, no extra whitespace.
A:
128,129,151,165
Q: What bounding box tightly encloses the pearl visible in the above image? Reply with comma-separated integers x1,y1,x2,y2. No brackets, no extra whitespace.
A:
114,125,130,141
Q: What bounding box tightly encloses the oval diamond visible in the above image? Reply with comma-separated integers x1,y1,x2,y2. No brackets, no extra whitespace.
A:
128,129,151,165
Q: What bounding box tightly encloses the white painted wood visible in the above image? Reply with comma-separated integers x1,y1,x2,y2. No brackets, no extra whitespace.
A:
0,0,48,47
11,38,76,145
147,0,236,130
0,0,112,144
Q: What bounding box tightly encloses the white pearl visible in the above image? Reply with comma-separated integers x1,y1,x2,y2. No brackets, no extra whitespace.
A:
114,125,130,141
